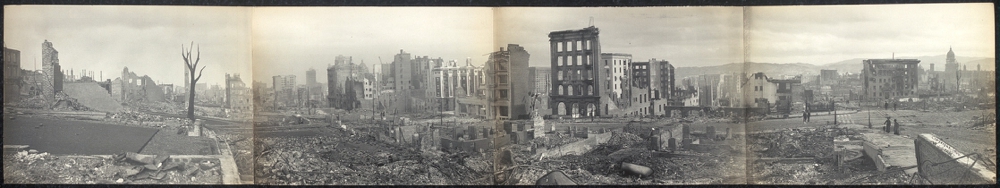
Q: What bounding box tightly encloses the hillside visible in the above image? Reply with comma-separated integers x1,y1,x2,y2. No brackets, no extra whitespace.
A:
674,55,993,79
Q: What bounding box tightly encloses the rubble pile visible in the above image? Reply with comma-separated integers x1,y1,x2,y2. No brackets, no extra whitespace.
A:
217,133,254,175
748,128,837,158
3,151,221,184
745,126,915,184
105,110,189,129
530,134,583,149
128,102,183,114
512,144,729,185
15,96,50,109
606,131,646,148
254,135,490,185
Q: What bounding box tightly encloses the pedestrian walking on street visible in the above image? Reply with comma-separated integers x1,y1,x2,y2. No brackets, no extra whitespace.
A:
893,119,900,135
884,101,889,110
893,102,897,111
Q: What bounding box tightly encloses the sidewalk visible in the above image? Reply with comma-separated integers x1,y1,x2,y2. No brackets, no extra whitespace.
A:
786,110,859,118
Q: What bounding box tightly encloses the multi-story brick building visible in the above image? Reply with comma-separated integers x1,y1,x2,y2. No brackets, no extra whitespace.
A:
487,44,530,119
4,47,21,104
861,59,920,101
225,74,252,111
548,26,603,117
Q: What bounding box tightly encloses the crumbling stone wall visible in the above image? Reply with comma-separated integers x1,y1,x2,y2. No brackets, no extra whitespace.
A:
41,40,62,100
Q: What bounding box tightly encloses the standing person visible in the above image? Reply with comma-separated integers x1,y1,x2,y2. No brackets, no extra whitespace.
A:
884,101,889,110
803,111,808,124
882,117,892,133
806,110,810,122
893,102,897,111
893,119,900,135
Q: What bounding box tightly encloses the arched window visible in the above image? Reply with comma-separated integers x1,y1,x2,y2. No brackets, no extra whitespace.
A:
557,86,564,96
568,85,575,96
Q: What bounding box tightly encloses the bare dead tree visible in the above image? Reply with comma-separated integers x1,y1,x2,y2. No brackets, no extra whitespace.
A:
182,42,206,121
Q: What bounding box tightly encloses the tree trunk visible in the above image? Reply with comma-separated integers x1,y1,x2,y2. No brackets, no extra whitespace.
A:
188,82,196,121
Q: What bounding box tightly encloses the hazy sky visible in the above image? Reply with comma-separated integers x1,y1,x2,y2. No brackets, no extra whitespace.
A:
496,7,745,68
6,4,993,87
3,5,252,87
252,7,494,84
747,3,995,64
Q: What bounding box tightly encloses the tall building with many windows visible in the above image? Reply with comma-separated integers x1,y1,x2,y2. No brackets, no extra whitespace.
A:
862,59,920,101
487,44,530,119
548,26,603,117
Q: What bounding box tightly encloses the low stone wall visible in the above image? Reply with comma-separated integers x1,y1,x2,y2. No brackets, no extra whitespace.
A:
538,132,611,159
914,133,995,184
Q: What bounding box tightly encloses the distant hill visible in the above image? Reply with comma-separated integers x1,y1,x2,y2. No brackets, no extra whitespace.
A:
817,55,993,73
674,54,993,79
675,62,820,79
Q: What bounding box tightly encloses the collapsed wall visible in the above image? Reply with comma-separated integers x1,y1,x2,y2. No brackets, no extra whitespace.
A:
62,82,123,112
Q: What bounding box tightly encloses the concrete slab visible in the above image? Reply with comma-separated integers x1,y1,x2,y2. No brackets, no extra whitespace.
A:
861,132,918,175
3,115,158,155
915,134,996,184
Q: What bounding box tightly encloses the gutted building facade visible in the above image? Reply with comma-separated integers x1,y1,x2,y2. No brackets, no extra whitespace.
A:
862,59,920,101
548,26,604,118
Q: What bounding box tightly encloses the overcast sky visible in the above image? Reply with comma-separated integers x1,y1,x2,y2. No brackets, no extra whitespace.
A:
252,7,494,85
747,3,995,64
4,5,252,87
6,4,993,87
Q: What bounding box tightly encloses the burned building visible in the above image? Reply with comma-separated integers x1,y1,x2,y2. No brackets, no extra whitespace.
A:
819,69,839,85
41,40,63,100
273,75,296,107
111,67,166,103
487,44,531,119
548,26,603,118
225,74,252,111
649,59,674,101
4,47,22,104
862,59,920,101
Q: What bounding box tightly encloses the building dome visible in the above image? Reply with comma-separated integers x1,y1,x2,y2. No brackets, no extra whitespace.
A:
946,47,956,63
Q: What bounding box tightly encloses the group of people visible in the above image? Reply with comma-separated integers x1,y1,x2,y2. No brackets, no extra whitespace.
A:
883,117,900,135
